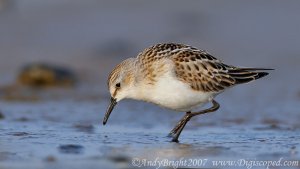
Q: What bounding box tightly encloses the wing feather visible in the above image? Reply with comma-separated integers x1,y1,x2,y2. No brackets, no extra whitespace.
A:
135,43,271,92
171,49,236,92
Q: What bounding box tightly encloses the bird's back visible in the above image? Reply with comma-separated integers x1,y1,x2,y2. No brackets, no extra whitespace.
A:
136,43,271,93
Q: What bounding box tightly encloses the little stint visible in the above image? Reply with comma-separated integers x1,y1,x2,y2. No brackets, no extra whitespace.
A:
103,43,272,142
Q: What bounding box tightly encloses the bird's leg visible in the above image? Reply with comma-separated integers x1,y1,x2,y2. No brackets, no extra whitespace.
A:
170,113,193,142
169,100,220,142
168,112,191,138
169,100,220,137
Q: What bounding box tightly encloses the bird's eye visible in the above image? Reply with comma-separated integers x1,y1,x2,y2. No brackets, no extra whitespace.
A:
115,83,121,88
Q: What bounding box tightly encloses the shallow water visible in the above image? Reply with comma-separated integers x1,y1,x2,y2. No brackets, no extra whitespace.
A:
1,124,299,169
1,1,300,169
0,92,299,169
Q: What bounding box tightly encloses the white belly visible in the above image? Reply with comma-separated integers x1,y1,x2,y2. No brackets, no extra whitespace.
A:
134,72,216,112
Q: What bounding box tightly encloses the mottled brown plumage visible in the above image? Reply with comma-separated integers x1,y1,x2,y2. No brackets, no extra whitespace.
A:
104,43,272,142
133,43,269,93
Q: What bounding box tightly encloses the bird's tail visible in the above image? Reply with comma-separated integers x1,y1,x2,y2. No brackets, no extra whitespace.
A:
228,68,273,84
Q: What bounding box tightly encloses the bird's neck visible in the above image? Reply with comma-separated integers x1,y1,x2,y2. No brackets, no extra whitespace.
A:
125,79,159,104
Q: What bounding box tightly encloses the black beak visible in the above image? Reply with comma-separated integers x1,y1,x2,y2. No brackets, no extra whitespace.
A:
103,97,117,125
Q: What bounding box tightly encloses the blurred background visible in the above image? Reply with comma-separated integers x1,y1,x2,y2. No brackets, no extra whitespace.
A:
0,1,299,169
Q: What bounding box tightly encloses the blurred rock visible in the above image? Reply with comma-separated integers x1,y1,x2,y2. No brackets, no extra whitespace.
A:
18,63,77,88
0,111,4,119
108,155,130,163
58,144,84,154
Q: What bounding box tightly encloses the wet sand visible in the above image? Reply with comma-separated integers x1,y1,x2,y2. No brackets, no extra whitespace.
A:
0,86,299,169
1,1,300,169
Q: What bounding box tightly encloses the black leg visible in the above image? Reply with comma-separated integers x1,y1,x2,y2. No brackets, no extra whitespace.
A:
168,112,191,138
169,100,220,142
171,113,192,142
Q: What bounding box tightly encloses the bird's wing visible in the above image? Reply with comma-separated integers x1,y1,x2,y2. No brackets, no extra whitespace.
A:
171,49,236,92
136,43,270,91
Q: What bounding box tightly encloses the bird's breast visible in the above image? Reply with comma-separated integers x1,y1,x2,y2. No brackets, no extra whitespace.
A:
131,71,215,112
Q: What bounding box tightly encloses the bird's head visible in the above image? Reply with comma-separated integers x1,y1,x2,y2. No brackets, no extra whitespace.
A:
103,58,135,125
